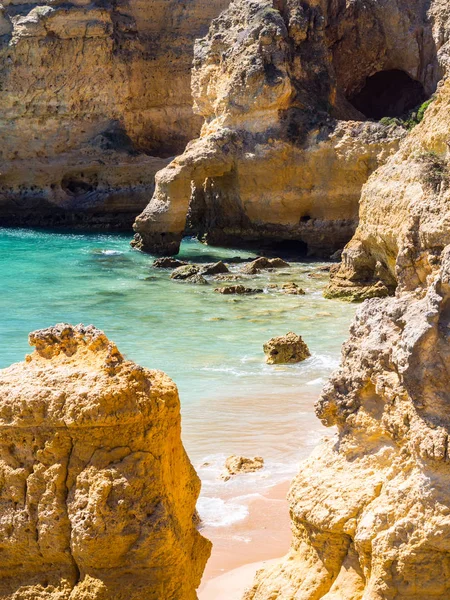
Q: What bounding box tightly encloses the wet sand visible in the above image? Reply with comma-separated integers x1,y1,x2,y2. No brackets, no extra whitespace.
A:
198,480,291,599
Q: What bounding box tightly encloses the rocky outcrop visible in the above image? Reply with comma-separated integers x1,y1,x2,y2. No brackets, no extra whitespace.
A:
0,323,209,599
326,59,450,300
132,0,449,256
0,0,230,228
245,64,450,595
263,332,310,364
246,242,450,599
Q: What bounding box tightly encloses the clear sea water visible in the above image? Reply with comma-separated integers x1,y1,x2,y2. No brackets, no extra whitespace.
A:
0,227,355,526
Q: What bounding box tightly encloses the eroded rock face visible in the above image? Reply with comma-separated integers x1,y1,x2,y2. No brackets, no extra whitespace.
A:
132,0,448,256
0,0,230,228
246,243,450,599
0,324,210,599
327,77,450,300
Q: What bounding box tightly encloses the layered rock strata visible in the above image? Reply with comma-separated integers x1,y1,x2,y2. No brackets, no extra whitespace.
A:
0,0,230,228
0,323,209,599
132,0,446,256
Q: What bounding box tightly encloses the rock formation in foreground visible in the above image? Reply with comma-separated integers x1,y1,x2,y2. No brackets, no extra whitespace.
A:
132,0,446,256
0,324,209,599
0,0,230,228
244,82,450,599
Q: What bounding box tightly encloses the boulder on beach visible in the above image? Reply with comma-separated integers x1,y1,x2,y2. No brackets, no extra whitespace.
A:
215,285,263,295
241,257,289,275
221,455,264,481
264,332,311,364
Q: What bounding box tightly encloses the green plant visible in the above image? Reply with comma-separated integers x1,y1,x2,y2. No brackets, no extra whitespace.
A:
379,96,435,130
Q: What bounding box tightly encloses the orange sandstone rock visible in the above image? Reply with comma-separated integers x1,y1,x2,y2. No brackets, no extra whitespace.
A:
0,323,210,600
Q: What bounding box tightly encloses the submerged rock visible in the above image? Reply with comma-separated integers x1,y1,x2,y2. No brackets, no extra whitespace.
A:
187,274,209,285
240,257,289,275
214,285,263,295
213,273,242,281
221,455,264,481
281,282,306,295
153,257,188,269
0,323,210,599
263,332,311,364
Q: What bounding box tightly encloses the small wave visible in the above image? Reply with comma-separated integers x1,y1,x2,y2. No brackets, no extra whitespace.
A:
306,377,325,386
100,250,124,256
197,496,249,528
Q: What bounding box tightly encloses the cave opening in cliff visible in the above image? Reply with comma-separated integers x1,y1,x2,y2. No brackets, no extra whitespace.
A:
348,70,427,120
265,239,308,258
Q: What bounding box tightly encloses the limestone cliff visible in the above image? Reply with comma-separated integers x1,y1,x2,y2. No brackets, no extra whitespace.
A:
245,233,450,600
0,0,230,228
0,323,209,599
244,58,450,599
326,9,450,300
132,0,445,257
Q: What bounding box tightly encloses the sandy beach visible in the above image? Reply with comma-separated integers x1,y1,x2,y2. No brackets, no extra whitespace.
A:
198,480,292,599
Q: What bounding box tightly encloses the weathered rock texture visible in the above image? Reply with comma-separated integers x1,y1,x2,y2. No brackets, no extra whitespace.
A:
221,455,264,481
246,246,450,599
132,0,448,256
263,332,310,364
0,0,230,228
326,32,450,300
0,323,209,599
245,71,450,599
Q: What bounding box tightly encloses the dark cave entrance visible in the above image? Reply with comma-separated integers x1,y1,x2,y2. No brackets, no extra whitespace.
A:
348,70,427,120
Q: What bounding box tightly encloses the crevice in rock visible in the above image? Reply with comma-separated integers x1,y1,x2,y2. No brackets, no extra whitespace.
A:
64,437,81,587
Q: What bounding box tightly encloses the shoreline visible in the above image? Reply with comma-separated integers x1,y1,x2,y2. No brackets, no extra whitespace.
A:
198,480,292,598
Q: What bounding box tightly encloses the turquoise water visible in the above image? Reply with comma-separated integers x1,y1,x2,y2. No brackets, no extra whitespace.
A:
0,227,355,525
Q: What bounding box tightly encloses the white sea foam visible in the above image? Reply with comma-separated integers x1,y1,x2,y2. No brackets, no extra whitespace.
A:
197,495,249,528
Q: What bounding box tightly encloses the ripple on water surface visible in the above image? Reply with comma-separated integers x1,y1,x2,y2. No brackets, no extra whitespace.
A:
0,228,356,526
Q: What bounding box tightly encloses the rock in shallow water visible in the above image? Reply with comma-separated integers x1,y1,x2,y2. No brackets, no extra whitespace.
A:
170,264,200,280
153,257,188,269
200,261,230,276
281,282,306,295
240,257,289,275
0,323,210,600
221,455,264,481
214,285,263,295
263,332,311,364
